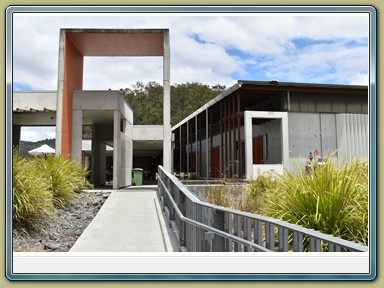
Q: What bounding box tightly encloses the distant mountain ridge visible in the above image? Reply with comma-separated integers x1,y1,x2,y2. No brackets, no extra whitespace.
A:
19,139,56,156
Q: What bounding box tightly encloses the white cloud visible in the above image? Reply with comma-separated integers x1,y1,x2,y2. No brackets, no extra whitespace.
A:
12,12,370,91
12,11,370,141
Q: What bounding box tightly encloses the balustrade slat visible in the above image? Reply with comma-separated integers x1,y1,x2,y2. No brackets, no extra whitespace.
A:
244,217,252,252
266,223,275,251
278,227,288,252
254,220,263,246
293,231,303,252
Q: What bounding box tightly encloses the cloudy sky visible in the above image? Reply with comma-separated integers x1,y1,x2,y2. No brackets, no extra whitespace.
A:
12,11,370,141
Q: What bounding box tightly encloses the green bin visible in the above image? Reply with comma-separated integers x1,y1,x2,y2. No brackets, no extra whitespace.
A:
132,168,143,186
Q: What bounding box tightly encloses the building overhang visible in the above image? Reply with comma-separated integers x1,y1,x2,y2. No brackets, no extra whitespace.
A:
63,28,168,57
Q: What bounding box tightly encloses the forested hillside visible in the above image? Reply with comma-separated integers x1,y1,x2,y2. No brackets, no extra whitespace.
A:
120,82,226,126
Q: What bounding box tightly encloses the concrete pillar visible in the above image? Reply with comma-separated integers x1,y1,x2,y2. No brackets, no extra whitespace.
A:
281,114,289,168
244,111,253,179
55,29,66,156
71,110,83,163
91,125,106,186
12,125,21,148
113,110,121,190
163,30,172,172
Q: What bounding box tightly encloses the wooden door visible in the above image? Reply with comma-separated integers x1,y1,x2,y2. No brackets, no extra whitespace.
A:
211,147,220,178
253,136,263,164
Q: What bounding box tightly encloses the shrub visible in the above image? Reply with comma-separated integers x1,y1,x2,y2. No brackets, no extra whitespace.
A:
13,149,93,229
204,183,250,212
247,171,277,214
261,157,368,245
12,151,56,228
35,155,92,208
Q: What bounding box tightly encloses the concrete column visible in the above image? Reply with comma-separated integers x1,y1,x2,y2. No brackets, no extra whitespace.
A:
163,30,172,172
91,125,106,186
113,110,121,189
71,110,83,163
281,113,289,168
55,29,66,155
244,111,253,179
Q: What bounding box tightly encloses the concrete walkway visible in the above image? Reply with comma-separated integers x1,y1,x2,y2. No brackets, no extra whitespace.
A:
70,187,178,252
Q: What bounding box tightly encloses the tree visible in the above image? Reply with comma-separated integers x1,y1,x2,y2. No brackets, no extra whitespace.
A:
120,81,226,126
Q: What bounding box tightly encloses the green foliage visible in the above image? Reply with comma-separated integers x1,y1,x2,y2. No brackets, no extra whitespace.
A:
261,157,368,245
247,171,278,214
34,156,92,208
12,150,56,228
204,184,250,212
203,156,368,245
120,81,225,126
12,149,93,229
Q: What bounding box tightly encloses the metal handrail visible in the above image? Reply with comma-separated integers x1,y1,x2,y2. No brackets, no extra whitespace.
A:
157,165,368,252
158,175,270,252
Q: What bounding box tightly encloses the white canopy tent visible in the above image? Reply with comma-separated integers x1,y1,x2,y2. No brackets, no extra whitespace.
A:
28,144,55,156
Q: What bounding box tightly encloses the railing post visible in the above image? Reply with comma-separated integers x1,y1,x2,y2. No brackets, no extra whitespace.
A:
266,223,275,251
211,209,225,252
168,178,174,224
225,212,233,252
293,231,303,252
244,217,252,252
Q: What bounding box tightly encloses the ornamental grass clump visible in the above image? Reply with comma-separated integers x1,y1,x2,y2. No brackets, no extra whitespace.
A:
12,151,56,228
247,171,278,214
35,155,92,208
261,156,368,245
13,149,93,229
204,183,250,212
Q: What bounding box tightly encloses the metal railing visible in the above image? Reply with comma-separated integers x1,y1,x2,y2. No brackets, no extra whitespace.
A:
157,166,368,252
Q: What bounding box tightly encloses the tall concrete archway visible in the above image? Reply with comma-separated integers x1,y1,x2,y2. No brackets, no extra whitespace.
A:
55,29,172,179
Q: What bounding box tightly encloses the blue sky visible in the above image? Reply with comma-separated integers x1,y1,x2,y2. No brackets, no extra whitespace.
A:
12,12,370,141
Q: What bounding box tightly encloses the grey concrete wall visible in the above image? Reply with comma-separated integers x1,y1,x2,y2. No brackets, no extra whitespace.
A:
336,113,368,160
73,91,119,110
132,125,163,141
244,111,289,179
288,113,322,169
252,119,282,164
288,112,339,169
13,91,57,111
320,113,338,157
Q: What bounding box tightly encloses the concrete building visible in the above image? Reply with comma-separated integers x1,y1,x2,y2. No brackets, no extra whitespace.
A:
13,28,171,189
12,29,369,185
172,81,368,180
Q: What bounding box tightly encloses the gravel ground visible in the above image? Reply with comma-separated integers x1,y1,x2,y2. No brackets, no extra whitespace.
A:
13,191,110,252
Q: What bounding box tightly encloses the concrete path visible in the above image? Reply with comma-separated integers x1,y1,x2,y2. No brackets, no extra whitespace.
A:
70,187,178,252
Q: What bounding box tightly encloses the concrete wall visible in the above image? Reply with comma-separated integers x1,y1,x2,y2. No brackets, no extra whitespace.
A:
336,113,368,160
287,112,367,169
72,91,134,188
288,112,323,168
115,111,133,188
252,119,282,164
253,164,284,177
73,90,119,110
13,91,57,111
132,125,163,141
244,111,289,179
